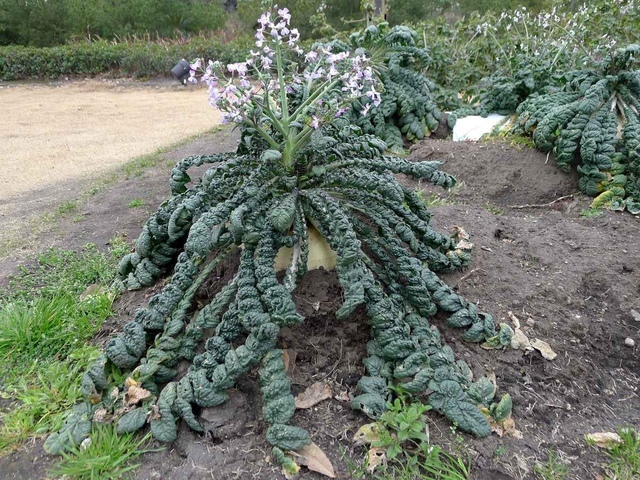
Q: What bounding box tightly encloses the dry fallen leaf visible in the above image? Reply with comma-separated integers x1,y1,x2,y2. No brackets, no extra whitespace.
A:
294,442,336,478
531,338,557,360
295,382,332,409
283,349,298,373
490,416,523,439
453,226,473,251
455,239,474,251
366,447,387,473
93,408,111,423
334,390,350,402
453,226,470,240
511,327,533,351
283,349,291,371
148,404,161,421
353,423,380,446
79,283,100,300
508,311,521,328
586,432,623,449
125,382,151,405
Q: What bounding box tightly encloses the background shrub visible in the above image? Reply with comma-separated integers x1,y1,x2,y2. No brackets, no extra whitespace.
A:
0,36,252,80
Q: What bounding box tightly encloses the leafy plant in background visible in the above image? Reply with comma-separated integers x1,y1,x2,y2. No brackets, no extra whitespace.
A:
511,44,640,213
320,22,442,152
45,4,512,472
416,0,639,118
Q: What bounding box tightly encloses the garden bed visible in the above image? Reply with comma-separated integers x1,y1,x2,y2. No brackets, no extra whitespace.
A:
0,128,638,479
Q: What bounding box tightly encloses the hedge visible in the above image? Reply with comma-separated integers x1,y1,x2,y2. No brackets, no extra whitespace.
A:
0,37,253,81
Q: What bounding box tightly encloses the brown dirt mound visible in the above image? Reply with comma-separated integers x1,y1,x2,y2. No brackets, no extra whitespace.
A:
1,131,638,480
408,139,581,207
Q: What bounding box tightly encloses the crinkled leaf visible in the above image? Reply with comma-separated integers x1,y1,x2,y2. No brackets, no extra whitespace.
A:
116,408,148,434
489,393,513,422
267,424,311,451
467,377,496,406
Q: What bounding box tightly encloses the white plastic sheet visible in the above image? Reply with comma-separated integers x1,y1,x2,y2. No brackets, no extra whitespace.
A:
452,114,508,141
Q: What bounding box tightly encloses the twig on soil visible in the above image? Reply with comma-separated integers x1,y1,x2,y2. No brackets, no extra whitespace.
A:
453,268,479,289
508,194,579,209
319,339,343,381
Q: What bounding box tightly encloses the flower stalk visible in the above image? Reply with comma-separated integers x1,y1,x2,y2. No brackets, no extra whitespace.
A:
188,4,379,173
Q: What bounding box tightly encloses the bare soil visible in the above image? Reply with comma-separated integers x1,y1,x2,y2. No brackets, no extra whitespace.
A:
0,129,638,480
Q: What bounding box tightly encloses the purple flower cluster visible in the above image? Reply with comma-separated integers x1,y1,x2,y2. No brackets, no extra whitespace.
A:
188,5,379,131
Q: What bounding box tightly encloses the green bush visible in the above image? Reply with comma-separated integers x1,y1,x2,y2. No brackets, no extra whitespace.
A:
0,37,252,80
0,0,228,47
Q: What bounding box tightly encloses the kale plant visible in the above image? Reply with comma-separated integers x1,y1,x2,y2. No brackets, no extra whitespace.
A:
320,23,443,153
512,44,640,213
46,6,512,468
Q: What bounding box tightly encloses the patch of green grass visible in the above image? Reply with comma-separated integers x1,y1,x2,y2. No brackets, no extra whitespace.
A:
56,200,79,216
581,207,604,218
494,445,507,458
484,202,504,215
3,242,125,301
534,450,570,480
127,198,146,208
0,292,113,367
49,424,161,480
122,153,158,178
347,389,470,479
484,131,536,150
0,346,100,450
603,428,640,480
414,181,464,208
0,240,129,452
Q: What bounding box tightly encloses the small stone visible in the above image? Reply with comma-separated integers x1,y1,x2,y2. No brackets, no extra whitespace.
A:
625,338,635,347
631,310,640,322
526,318,535,327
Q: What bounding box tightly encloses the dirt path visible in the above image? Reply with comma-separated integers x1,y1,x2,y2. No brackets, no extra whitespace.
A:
0,80,220,200
0,79,221,260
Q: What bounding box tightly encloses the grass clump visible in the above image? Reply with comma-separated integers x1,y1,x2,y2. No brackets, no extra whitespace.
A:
3,241,128,301
0,238,153,477
127,198,146,208
56,200,79,216
534,450,570,480
580,207,604,218
0,292,112,366
0,347,100,450
603,429,640,480
49,425,160,480
0,240,128,453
